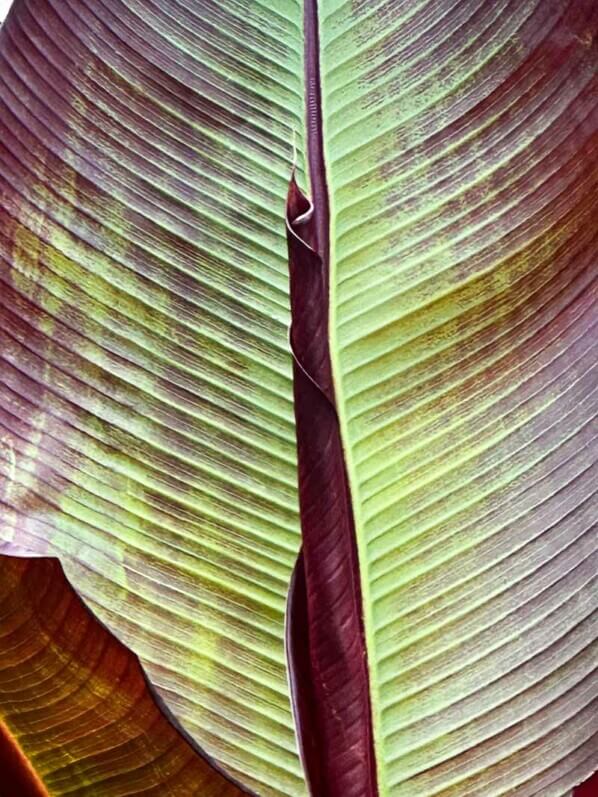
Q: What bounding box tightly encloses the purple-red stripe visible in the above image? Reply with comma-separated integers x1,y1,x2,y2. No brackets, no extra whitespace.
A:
285,173,377,796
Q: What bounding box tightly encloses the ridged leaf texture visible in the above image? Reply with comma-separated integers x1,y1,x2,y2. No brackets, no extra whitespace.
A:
1,1,596,795
0,1,306,793
0,554,249,795
316,1,597,794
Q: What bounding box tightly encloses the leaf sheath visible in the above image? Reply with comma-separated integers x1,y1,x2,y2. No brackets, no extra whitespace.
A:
285,177,377,797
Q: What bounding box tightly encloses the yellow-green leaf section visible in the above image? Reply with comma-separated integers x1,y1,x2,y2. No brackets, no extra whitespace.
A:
320,1,597,795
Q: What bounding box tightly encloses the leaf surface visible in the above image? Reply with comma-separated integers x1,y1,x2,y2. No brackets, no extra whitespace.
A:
1,1,597,795
288,0,598,794
0,553,249,796
326,1,598,793
0,1,306,793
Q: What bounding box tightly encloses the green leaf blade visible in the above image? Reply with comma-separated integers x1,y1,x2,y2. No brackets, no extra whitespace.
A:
0,1,307,793
321,1,598,793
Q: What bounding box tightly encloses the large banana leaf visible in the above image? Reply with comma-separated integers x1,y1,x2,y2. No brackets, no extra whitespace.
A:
1,1,596,796
287,1,597,794
0,1,306,793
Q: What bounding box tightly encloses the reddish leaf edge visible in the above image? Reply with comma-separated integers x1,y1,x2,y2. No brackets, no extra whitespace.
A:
284,175,378,797
0,551,255,796
573,770,598,796
0,717,48,797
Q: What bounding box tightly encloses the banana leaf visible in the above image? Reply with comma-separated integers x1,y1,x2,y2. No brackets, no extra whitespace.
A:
0,1,596,795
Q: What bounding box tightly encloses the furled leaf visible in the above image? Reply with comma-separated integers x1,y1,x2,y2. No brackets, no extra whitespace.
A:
285,176,376,796
287,0,598,794
0,1,306,793
0,553,248,795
